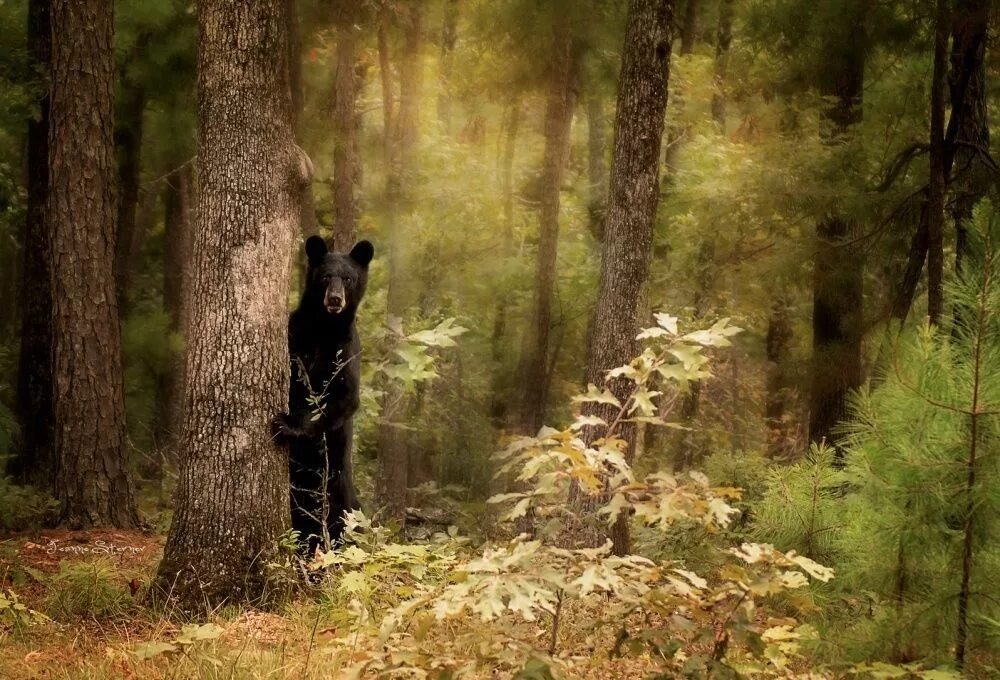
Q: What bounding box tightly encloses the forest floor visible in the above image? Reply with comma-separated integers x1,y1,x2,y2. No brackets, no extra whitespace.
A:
0,529,669,679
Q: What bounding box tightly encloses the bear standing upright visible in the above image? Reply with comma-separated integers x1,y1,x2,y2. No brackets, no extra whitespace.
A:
272,236,374,554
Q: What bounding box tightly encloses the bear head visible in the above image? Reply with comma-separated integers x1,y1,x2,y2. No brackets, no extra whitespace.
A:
304,236,374,315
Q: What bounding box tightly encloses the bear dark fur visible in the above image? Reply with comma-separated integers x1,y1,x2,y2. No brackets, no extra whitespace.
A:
272,236,374,553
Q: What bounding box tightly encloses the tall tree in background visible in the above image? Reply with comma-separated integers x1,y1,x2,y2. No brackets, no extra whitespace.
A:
155,0,309,609
331,1,364,251
437,0,459,133
710,0,734,128
11,0,53,489
926,0,950,325
583,0,674,555
808,1,867,451
377,1,423,521
48,0,138,527
287,0,318,264
113,37,149,311
516,13,578,434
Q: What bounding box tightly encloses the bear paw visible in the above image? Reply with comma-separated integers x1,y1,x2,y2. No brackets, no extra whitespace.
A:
271,413,295,444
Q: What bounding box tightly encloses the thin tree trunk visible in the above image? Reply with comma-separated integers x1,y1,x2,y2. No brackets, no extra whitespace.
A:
156,164,192,461
710,0,734,129
582,0,675,555
764,294,794,459
377,17,394,164
11,0,54,489
377,2,423,522
49,0,138,528
437,0,459,133
516,16,578,434
287,0,317,283
679,0,699,55
808,5,866,453
332,16,361,251
155,0,309,610
114,64,147,312
489,99,521,427
947,0,989,274
586,94,608,242
927,0,950,325
674,239,713,471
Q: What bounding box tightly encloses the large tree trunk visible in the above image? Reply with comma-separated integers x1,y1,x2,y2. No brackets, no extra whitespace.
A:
155,0,308,610
808,6,866,452
113,61,148,312
516,16,578,434
331,7,362,252
377,2,423,522
48,0,138,528
11,0,54,488
926,0,950,325
582,0,674,555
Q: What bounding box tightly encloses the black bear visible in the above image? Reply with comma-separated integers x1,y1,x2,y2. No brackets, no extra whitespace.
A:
272,236,374,554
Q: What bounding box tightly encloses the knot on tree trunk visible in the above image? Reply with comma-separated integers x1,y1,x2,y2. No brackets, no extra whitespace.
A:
289,144,314,190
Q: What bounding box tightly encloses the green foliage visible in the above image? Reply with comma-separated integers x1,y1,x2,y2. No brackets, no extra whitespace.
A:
44,558,136,621
0,475,56,531
0,588,49,641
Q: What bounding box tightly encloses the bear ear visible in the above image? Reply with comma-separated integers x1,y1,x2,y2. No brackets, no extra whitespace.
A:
349,240,374,267
305,235,328,264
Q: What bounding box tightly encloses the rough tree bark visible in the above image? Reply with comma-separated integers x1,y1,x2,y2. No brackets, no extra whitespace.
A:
516,16,578,434
331,2,362,252
154,0,309,609
582,0,674,555
377,2,423,522
808,6,866,453
11,0,54,488
48,0,139,528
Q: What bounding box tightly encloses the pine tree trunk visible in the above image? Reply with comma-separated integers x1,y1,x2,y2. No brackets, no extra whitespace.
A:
516,17,577,434
155,0,309,610
808,7,866,453
48,0,139,528
11,0,54,488
582,0,675,555
377,2,423,522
